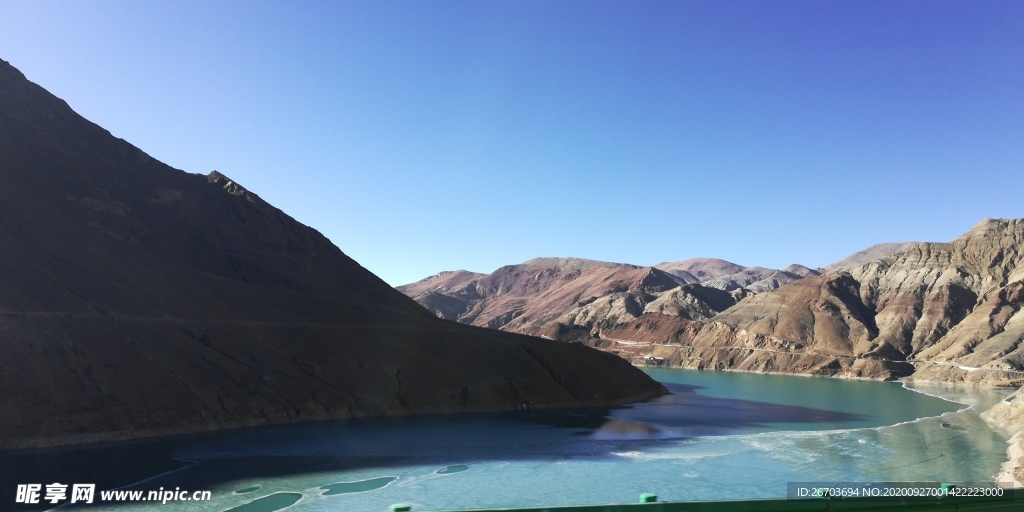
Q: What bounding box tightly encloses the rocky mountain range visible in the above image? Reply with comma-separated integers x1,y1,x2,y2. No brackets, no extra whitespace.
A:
401,224,1023,387
399,252,900,350
0,58,665,449
609,219,1024,385
653,258,823,293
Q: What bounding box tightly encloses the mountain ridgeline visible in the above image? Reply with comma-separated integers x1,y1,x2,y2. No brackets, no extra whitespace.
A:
401,225,1024,386
632,219,1024,385
397,257,831,341
0,59,666,448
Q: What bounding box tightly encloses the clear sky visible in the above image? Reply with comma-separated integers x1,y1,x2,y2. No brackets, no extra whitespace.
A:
2,1,1022,285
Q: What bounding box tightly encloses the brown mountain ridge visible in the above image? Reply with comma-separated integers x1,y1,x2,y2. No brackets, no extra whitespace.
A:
683,218,1024,384
399,251,904,354
404,223,1023,386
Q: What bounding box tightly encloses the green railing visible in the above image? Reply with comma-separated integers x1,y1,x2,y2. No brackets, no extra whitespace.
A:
389,489,1021,512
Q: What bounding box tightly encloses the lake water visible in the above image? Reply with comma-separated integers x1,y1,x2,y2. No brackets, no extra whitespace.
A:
5,369,1010,511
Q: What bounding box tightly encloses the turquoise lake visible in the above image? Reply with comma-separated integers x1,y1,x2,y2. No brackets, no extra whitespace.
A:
5,369,1010,511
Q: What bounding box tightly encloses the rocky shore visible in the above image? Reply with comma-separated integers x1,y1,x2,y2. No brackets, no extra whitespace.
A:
981,388,1024,487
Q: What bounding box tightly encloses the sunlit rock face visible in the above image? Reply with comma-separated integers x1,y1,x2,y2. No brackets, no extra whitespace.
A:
402,217,1023,385
599,219,1024,383
397,257,812,343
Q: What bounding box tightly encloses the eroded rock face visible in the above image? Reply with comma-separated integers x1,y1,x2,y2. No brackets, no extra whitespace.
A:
852,219,1024,382
611,219,1024,383
0,58,665,448
643,284,736,321
399,257,829,344
403,220,1023,386
654,259,824,292
399,258,693,335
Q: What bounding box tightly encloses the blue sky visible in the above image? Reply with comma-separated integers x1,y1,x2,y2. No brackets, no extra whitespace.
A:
2,1,1022,285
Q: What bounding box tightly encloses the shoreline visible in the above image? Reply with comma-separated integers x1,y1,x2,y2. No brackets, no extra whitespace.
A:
0,386,666,452
981,388,1024,488
634,360,1023,389
6,363,1020,491
639,363,1023,489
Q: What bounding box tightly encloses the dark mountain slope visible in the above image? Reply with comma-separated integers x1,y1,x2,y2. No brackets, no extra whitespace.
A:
0,58,664,448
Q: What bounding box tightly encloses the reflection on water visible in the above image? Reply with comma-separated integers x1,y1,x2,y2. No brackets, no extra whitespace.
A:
1,370,1009,511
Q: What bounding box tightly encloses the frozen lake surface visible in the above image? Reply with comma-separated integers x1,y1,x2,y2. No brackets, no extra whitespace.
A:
8,369,1009,512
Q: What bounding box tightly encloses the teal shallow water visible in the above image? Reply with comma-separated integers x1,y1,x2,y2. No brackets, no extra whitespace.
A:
8,369,1009,512
642,368,975,430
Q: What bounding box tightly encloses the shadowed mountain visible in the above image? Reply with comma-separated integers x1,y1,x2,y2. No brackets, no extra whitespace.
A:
0,58,665,448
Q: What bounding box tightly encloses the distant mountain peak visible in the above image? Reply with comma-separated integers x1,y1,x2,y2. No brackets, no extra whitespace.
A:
782,264,822,278
958,217,1021,241
519,257,630,271
824,242,920,273
655,257,744,270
